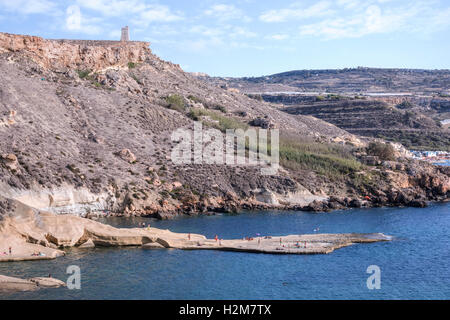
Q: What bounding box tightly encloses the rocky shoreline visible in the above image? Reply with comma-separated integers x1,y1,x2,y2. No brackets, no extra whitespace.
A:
0,196,392,266
96,185,448,220
81,160,450,219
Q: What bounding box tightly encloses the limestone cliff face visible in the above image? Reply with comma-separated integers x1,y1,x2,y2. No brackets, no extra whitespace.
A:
0,32,150,72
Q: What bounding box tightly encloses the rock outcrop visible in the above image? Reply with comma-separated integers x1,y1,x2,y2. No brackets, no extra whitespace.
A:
0,32,150,72
0,274,65,292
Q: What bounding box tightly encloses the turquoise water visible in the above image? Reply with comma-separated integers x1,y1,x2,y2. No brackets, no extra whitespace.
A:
1,203,449,300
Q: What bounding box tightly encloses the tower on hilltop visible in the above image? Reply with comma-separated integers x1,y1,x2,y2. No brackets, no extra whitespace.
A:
120,26,129,42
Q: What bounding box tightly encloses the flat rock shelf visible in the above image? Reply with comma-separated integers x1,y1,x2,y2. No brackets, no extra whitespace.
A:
147,233,392,255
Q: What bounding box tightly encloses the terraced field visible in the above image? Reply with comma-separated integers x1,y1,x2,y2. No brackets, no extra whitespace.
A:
276,96,450,151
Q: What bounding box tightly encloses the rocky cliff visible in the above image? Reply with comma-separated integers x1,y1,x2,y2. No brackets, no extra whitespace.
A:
0,32,448,219
0,32,151,72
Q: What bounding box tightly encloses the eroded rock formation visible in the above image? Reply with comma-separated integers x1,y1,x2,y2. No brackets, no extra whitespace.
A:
0,32,150,72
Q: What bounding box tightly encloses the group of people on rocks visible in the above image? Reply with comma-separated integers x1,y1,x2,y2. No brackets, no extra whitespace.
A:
140,222,151,229
1,247,48,257
31,252,46,257
1,247,12,255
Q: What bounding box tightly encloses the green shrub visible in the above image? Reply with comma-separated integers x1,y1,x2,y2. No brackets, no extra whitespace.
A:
396,101,413,109
213,105,227,113
315,95,325,101
187,95,203,103
128,62,137,69
279,136,364,180
326,94,345,100
188,109,248,132
366,142,396,161
165,94,186,112
77,70,91,79
247,94,263,101
131,74,143,85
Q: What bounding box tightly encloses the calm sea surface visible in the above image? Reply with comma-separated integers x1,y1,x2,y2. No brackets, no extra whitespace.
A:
1,203,449,300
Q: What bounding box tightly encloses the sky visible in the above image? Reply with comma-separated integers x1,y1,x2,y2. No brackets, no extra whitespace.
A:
0,0,449,77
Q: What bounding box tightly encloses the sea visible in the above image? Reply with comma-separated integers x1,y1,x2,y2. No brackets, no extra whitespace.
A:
1,203,449,300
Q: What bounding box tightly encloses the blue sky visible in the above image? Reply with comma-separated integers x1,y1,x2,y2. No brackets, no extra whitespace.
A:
0,0,449,76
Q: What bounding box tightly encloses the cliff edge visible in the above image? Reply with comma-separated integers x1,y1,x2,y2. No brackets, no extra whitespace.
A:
0,32,151,72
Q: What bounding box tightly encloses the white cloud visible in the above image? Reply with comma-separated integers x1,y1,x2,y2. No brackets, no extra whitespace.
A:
298,1,450,39
190,25,224,37
76,0,146,17
66,5,81,31
190,38,224,52
174,24,260,54
189,25,257,40
204,4,251,22
65,5,102,35
135,4,183,27
337,0,361,9
75,0,183,27
108,29,121,39
229,26,257,38
148,25,181,36
259,1,333,23
0,0,60,15
415,5,450,34
266,34,290,40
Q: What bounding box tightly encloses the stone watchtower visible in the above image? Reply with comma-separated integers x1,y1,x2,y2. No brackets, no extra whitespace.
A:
120,26,129,42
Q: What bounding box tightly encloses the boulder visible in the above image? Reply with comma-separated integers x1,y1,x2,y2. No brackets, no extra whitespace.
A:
117,149,136,163
408,200,427,208
349,199,363,208
1,154,19,172
255,189,279,205
78,239,95,248
305,200,326,212
249,117,277,129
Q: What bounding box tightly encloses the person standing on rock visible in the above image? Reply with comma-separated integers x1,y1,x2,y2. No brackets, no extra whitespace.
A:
215,235,218,242
8,247,11,255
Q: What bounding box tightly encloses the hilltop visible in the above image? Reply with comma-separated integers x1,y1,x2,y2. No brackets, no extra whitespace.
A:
201,67,450,95
200,68,450,151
